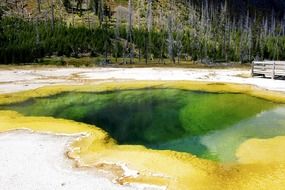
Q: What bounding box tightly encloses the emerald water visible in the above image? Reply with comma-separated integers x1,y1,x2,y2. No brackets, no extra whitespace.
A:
2,89,285,162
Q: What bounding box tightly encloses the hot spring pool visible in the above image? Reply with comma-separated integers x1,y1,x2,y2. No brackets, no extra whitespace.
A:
2,88,285,162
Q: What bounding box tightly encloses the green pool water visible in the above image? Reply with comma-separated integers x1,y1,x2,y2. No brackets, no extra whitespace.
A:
2,89,285,162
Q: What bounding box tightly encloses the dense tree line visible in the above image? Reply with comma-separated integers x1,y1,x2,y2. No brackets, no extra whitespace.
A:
0,17,109,63
0,17,166,64
1,0,285,64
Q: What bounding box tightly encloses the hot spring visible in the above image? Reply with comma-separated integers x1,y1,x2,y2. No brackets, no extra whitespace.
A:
2,88,285,162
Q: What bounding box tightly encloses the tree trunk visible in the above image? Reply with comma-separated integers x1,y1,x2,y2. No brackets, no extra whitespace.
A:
145,32,148,64
51,0,55,31
128,0,133,64
37,0,41,13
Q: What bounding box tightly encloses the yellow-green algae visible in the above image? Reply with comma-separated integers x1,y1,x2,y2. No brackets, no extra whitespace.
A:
237,136,285,164
1,81,285,190
2,88,281,162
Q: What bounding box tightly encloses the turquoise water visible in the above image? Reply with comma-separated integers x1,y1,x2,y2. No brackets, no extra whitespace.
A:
1,89,285,162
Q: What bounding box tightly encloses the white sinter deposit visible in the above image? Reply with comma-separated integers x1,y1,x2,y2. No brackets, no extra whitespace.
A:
0,67,284,94
0,66,284,190
0,130,164,190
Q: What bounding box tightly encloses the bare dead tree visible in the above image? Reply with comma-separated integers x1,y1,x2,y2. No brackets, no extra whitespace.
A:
51,0,55,31
167,14,175,64
115,9,121,63
127,0,134,64
145,0,152,64
37,0,41,13
136,0,144,63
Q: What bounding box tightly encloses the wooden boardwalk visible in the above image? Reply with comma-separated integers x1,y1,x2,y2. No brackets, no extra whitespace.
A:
251,61,285,79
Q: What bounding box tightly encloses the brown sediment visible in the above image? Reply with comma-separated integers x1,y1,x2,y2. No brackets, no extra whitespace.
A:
1,81,285,190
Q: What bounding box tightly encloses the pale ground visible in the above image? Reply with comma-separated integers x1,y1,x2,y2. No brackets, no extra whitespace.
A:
0,130,165,190
0,67,285,94
0,66,285,190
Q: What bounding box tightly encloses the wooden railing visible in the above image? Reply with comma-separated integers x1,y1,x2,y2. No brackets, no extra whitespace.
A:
251,61,285,79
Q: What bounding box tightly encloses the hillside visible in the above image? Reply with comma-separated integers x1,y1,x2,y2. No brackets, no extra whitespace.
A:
0,0,285,64
2,0,285,23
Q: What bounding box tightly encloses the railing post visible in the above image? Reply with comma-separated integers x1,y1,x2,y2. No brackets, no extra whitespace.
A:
272,61,276,80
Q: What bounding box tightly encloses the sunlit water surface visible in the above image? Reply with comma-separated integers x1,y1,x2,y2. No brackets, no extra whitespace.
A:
2,89,285,162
